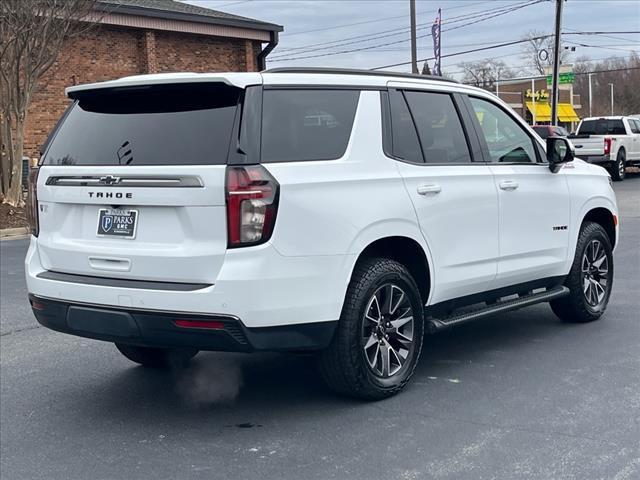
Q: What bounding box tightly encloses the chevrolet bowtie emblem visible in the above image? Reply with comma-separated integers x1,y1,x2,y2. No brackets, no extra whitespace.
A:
99,175,122,185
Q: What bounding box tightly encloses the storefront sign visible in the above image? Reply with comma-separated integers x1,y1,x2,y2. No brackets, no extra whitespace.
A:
525,89,549,101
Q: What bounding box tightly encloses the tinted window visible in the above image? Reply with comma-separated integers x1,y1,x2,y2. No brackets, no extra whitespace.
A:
404,91,471,164
630,119,640,134
533,126,550,139
43,83,239,166
261,90,359,162
388,90,423,163
578,119,626,135
469,97,537,163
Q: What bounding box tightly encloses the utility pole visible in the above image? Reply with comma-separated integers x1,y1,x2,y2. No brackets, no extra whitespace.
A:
589,73,593,117
550,0,564,126
609,83,614,115
410,0,418,74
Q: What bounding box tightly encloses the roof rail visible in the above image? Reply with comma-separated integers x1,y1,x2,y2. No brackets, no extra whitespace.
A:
263,67,459,84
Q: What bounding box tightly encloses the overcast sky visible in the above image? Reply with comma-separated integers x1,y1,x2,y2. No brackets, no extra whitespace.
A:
187,0,640,79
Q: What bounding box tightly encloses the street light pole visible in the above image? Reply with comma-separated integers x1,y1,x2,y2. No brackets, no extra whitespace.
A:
410,0,418,74
550,0,564,126
609,83,614,115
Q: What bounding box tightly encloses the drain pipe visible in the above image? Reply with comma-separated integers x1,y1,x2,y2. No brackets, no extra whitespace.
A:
258,31,279,71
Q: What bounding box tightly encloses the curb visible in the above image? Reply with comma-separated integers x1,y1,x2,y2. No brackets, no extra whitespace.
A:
0,227,29,239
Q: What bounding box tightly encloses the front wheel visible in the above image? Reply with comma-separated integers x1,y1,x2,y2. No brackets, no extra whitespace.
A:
610,150,626,181
318,258,424,400
550,222,613,323
115,344,198,368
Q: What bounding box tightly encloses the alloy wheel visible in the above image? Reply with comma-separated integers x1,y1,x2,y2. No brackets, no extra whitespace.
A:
581,239,609,307
362,283,414,378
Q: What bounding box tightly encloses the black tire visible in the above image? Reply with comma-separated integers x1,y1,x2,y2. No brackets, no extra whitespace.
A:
318,258,424,400
610,149,626,181
115,343,198,368
550,222,613,323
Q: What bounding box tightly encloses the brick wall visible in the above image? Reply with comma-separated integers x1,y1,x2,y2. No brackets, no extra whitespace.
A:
24,24,261,158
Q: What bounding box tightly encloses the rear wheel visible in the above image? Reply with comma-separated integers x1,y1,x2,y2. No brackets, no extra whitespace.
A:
319,258,424,400
610,149,626,181
551,222,613,323
115,344,198,368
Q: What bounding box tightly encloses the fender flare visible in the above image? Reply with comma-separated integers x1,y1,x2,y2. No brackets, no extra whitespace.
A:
336,219,436,308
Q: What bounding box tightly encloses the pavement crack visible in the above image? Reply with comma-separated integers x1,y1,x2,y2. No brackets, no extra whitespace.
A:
0,324,42,337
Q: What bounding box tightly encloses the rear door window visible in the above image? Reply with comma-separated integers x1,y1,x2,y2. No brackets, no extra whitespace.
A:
387,89,423,163
261,89,360,162
43,83,240,166
403,91,472,164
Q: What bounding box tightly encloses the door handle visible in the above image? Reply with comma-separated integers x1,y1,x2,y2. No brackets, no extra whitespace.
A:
417,184,441,195
499,180,519,191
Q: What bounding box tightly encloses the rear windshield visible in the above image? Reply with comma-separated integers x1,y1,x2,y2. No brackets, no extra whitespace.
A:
261,89,360,162
43,83,239,166
578,119,625,135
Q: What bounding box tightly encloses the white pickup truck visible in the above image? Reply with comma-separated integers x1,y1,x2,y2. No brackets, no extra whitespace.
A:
568,116,640,181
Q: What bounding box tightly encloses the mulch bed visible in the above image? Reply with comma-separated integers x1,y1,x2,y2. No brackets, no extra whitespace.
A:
0,203,28,229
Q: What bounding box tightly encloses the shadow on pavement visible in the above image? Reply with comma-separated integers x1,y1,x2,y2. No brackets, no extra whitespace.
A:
50,303,580,429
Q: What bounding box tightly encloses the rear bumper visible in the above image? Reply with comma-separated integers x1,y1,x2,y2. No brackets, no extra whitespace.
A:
29,294,337,352
25,236,354,328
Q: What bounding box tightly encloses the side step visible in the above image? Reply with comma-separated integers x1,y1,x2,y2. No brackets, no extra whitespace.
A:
426,286,570,333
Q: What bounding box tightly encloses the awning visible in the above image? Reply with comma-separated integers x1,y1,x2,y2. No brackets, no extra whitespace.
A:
557,103,580,122
526,101,551,122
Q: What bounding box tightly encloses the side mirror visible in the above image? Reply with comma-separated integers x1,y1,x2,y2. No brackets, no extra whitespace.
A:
547,136,575,173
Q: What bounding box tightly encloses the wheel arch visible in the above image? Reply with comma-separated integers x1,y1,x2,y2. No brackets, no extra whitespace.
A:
582,207,617,248
351,236,432,305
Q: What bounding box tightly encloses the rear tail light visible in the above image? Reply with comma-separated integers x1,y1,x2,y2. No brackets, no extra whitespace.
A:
604,137,612,156
27,167,40,237
225,165,279,248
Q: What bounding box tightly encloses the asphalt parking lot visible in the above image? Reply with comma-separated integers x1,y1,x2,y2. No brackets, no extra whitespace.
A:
1,174,639,480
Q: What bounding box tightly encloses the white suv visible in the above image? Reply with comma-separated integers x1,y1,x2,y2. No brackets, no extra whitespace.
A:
26,68,619,399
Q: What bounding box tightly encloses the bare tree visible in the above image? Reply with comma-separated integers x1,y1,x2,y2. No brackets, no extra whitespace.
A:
0,0,99,206
520,30,570,76
573,53,640,116
459,58,516,87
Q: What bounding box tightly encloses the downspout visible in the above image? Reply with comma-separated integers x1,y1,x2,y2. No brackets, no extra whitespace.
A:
257,31,279,71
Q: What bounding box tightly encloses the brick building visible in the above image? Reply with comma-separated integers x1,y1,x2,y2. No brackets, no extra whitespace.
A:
25,0,282,158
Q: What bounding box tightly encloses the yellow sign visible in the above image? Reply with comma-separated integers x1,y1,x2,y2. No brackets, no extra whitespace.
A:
525,89,549,101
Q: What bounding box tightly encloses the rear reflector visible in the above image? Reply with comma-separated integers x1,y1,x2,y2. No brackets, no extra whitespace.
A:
31,301,46,311
174,319,225,330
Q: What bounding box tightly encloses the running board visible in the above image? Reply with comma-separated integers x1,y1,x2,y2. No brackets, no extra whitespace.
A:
426,286,570,333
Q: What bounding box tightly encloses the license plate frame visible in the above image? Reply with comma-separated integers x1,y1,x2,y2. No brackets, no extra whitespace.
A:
96,208,139,239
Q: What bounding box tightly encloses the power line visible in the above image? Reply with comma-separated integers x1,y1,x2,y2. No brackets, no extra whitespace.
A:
461,66,640,85
369,31,639,71
280,0,488,37
273,0,533,55
371,35,551,70
271,0,544,62
564,39,639,54
447,53,633,77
